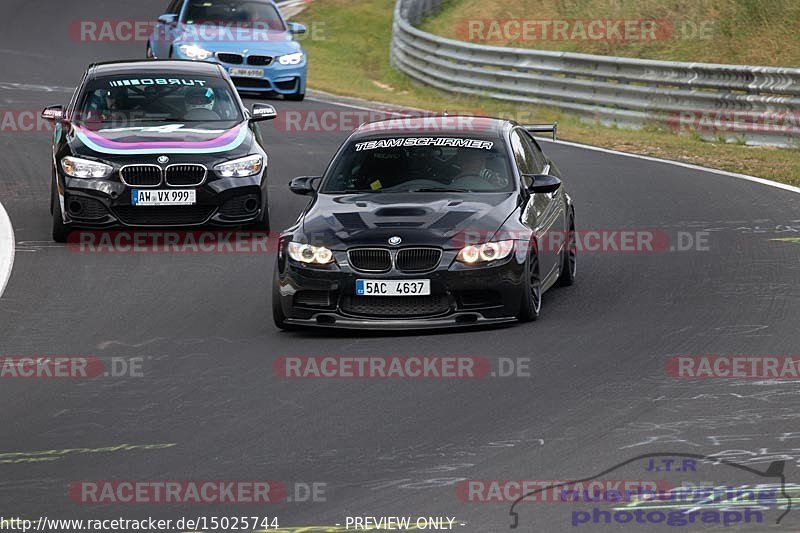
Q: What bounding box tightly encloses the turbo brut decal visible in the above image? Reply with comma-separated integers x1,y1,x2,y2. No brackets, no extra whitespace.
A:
108,78,208,87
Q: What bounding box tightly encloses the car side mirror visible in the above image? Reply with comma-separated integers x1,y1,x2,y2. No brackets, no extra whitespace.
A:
528,174,562,194
158,13,178,25
288,22,307,35
289,176,320,195
41,105,64,121
250,103,277,122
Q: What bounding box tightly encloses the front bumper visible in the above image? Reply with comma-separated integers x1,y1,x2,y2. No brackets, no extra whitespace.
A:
225,64,306,95
58,172,266,228
274,247,528,330
285,314,517,330
173,52,307,94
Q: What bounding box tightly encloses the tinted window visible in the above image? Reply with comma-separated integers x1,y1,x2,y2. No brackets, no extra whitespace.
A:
522,131,548,173
510,129,535,179
75,74,243,125
184,0,285,29
511,129,549,187
321,137,514,193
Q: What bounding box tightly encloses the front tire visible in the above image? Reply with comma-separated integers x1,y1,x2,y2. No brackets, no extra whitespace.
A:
272,266,295,330
517,249,542,322
51,180,72,243
558,209,576,286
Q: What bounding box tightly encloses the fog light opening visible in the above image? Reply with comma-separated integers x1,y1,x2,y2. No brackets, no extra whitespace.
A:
68,200,83,215
244,198,258,213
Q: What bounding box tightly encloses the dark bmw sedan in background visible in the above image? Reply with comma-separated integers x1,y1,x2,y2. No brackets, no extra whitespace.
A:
42,59,276,242
273,117,577,330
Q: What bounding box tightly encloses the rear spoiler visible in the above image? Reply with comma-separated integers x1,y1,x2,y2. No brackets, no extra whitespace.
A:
524,123,557,141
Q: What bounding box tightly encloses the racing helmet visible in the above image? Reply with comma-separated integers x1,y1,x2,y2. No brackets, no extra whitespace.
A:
93,87,125,111
460,147,495,167
185,87,215,112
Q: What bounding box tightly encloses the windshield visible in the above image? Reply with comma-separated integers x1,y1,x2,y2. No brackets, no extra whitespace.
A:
184,0,285,29
321,137,515,194
74,75,243,126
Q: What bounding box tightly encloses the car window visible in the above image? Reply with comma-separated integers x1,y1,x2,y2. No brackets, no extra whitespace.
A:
74,74,243,126
184,0,285,29
509,129,536,185
511,129,549,187
321,137,514,193
522,131,548,173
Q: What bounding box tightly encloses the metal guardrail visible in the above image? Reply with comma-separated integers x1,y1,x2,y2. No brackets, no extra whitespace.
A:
276,0,308,8
390,0,800,146
275,0,310,18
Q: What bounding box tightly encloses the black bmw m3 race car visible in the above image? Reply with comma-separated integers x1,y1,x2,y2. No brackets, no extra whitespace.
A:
42,60,276,242
273,116,577,329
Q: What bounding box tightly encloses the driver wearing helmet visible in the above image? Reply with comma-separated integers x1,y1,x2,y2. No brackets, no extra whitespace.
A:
85,87,126,122
453,149,508,188
184,87,217,119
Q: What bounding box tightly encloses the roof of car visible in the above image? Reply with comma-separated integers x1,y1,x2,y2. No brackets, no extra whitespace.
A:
352,116,512,139
87,60,224,78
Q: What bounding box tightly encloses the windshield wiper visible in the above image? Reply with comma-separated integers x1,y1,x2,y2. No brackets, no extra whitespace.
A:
410,187,469,193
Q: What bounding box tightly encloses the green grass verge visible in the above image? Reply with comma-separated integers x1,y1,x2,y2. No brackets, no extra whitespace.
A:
420,0,800,66
297,0,800,188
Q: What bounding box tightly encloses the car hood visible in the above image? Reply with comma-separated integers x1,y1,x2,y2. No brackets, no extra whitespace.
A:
175,24,301,54
66,121,253,158
300,192,519,250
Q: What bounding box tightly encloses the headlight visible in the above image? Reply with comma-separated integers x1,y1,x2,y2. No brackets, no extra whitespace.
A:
456,240,514,264
179,44,212,60
60,156,113,179
278,52,304,65
288,242,334,265
214,155,264,178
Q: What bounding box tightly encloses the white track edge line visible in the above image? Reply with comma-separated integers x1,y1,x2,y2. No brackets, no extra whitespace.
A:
538,138,800,195
0,201,15,298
